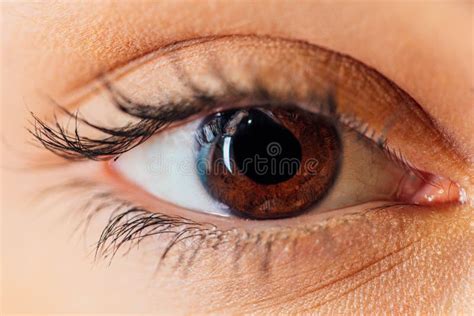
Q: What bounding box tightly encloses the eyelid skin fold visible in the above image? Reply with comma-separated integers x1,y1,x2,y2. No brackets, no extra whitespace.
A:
56,35,470,194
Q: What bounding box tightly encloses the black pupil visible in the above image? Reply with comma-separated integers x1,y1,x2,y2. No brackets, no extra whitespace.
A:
231,109,302,185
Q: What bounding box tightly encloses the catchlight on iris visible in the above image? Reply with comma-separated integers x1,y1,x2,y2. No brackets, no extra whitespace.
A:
195,106,341,219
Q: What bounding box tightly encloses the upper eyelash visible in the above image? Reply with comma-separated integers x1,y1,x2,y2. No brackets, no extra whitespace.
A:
29,106,169,161
30,75,435,192
29,78,389,162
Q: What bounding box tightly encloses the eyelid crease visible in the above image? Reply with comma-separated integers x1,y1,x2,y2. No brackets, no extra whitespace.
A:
59,36,241,108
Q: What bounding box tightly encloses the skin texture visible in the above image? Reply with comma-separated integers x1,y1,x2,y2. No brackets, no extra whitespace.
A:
1,1,473,314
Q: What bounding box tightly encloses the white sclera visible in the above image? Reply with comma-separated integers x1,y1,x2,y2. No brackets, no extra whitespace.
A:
113,119,231,217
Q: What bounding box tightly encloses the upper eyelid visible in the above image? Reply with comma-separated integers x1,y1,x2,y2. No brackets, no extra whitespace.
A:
61,34,430,130
48,35,469,180
52,34,404,108
58,36,228,109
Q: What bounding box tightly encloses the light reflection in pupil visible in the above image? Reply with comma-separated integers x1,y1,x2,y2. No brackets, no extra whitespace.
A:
227,109,302,185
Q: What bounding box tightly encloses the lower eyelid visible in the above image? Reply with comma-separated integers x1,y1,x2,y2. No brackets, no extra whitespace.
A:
230,240,418,312
81,184,466,312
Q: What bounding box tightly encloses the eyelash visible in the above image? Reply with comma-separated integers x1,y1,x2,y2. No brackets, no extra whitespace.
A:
43,178,411,269
30,76,392,161
29,75,427,265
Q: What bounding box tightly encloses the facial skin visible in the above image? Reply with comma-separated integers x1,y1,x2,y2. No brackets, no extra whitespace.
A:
1,1,473,314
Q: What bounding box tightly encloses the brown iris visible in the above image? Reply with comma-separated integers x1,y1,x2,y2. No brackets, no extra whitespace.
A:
195,106,341,219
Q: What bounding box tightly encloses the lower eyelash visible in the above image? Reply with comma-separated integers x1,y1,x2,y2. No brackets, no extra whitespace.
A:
38,178,231,264
36,177,412,272
97,208,219,263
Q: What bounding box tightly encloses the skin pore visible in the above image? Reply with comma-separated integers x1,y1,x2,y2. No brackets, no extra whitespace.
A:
1,1,473,314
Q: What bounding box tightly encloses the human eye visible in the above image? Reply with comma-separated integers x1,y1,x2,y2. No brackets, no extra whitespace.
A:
29,35,470,312
102,35,462,220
